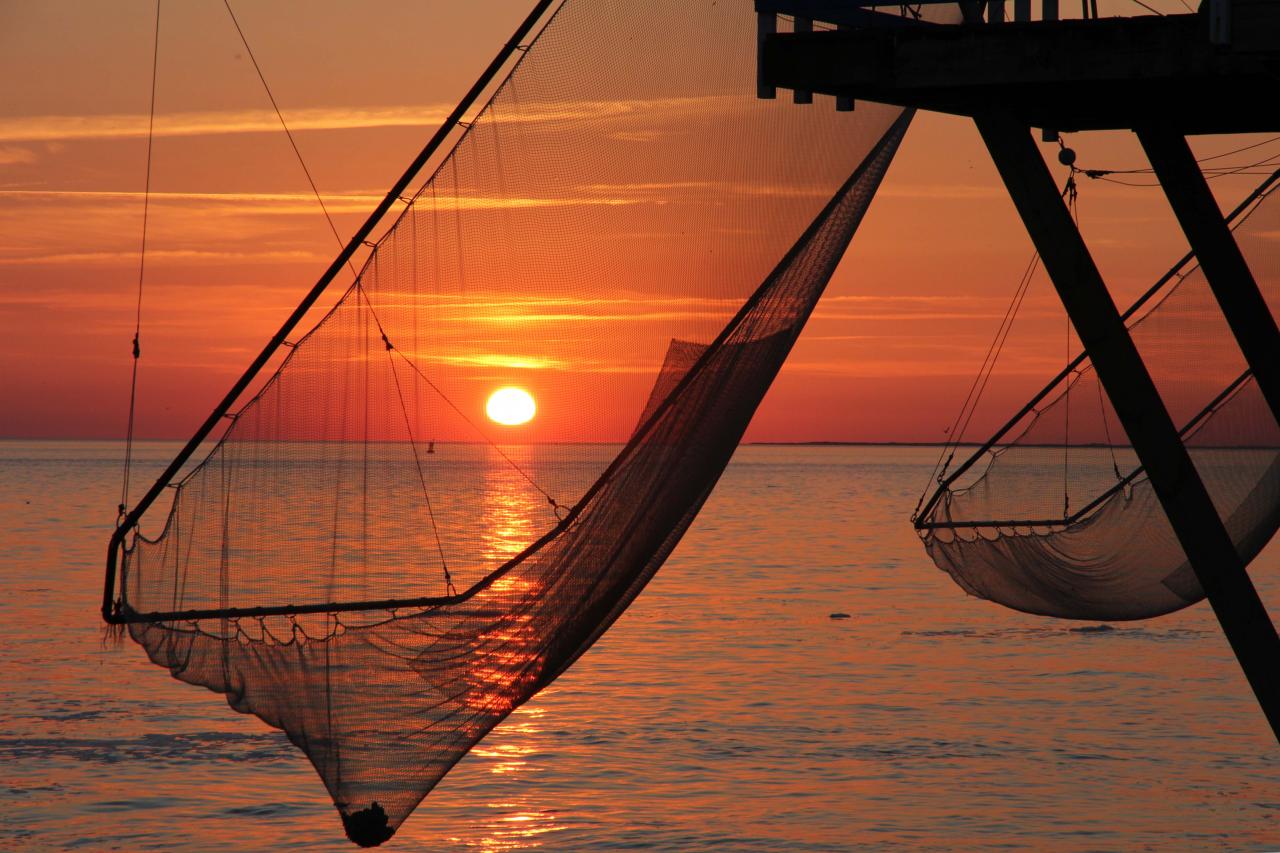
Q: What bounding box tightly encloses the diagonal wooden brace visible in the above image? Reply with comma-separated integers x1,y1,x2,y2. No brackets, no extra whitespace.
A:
976,110,1280,743
1137,126,1280,425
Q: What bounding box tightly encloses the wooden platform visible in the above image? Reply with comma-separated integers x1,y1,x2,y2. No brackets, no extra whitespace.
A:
760,6,1280,134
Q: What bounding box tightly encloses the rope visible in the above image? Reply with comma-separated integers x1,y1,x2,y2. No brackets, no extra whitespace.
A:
120,0,162,524
914,248,1039,516
394,348,567,518
1061,168,1080,518
372,288,456,597
1062,310,1072,518
1197,135,1280,164
221,0,356,279
1075,137,1280,185
952,254,1038,459
360,295,566,518
1089,159,1280,187
1095,372,1123,481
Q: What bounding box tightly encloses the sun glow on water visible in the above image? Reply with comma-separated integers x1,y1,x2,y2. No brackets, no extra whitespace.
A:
486,387,536,426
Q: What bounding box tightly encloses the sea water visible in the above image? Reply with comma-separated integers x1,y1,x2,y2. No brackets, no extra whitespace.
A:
1,440,1276,851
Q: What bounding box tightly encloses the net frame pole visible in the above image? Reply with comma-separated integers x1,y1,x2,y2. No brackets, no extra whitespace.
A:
974,109,1280,744
102,0,561,625
1136,126,1280,425
913,365,1257,532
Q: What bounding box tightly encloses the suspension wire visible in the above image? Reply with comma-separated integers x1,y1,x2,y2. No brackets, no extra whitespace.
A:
1095,372,1123,480
1061,167,1080,518
360,296,566,517
120,0,162,524
952,255,1038,460
918,131,1146,518
1062,309,1072,517
914,130,1104,508
221,0,356,279
366,286,456,596
1067,127,1122,486
1089,153,1280,187
394,347,567,517
914,247,1039,516
1077,136,1280,182
1197,134,1280,164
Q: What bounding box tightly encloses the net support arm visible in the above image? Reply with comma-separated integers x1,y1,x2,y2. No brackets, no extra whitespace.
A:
1136,126,1280,425
974,109,1280,744
102,0,561,625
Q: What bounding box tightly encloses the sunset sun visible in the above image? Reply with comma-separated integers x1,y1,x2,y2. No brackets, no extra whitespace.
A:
485,387,536,426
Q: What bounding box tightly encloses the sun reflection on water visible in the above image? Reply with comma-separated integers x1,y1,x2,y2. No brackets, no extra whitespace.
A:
480,446,543,565
460,451,550,718
451,705,565,851
450,458,563,851
445,806,565,852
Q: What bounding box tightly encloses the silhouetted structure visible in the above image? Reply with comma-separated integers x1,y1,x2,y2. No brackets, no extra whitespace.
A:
759,0,1280,740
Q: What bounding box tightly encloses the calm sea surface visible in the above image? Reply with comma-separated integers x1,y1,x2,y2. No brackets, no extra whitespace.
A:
2,440,1277,851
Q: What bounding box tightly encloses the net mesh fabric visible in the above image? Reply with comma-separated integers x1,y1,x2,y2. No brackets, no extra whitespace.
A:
118,0,937,843
918,181,1280,621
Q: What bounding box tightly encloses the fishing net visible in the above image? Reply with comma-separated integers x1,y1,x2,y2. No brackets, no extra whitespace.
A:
916,176,1280,621
115,1,946,844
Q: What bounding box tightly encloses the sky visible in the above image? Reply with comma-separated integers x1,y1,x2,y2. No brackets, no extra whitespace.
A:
1,0,1274,444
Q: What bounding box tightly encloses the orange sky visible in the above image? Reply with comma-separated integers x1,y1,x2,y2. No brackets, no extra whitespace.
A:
2,0,1274,444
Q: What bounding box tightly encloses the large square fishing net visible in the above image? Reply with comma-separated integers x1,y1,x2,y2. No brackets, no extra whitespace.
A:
114,1,952,843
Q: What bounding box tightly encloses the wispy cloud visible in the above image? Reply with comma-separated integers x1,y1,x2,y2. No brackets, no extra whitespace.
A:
608,130,665,143
0,188,382,205
0,248,324,266
811,310,1019,322
818,293,1009,305
0,105,453,143
425,352,567,370
375,294,744,311
322,347,665,375
0,146,37,165
0,187,644,216
877,184,1006,200
577,179,830,200
781,360,1063,378
0,96,739,144
461,311,727,324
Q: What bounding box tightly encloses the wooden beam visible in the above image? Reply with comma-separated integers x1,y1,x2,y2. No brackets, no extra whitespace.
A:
1210,0,1231,44
759,11,1280,133
793,16,814,104
836,24,854,111
1137,126,1280,425
975,111,1280,743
